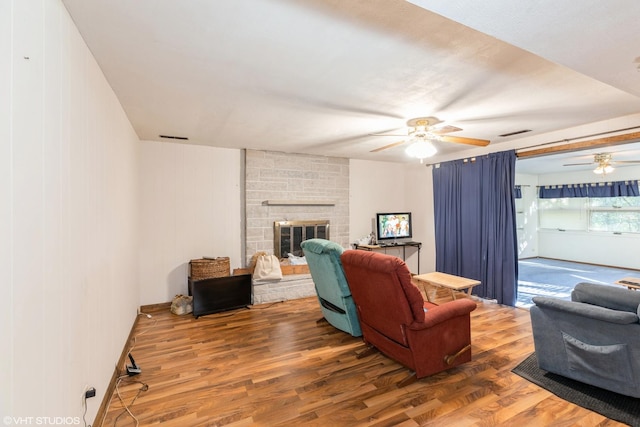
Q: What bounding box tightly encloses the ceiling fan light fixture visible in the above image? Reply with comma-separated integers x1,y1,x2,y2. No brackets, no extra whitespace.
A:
593,164,614,175
592,153,615,175
405,139,437,162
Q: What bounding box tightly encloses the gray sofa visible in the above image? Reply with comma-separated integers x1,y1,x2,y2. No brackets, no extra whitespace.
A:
530,282,640,397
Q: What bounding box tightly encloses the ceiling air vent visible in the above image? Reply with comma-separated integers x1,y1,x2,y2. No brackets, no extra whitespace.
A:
159,135,189,140
499,129,531,137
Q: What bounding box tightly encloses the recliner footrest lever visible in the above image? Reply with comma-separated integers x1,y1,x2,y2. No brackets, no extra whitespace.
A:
444,344,471,365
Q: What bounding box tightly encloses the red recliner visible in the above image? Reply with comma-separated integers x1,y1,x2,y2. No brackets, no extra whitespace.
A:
340,250,477,383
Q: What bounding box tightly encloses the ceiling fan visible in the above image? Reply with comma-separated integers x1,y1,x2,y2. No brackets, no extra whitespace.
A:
563,152,640,175
369,117,490,162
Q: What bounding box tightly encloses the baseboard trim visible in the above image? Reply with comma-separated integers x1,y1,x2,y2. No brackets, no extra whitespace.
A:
141,301,171,312
92,313,144,427
523,256,640,272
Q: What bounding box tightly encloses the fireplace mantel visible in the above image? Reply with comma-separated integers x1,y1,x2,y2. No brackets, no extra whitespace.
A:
262,199,335,206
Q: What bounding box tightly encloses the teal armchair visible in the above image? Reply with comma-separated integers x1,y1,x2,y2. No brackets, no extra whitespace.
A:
301,239,362,337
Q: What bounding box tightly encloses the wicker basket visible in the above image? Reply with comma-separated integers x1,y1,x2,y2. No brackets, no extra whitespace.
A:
189,257,230,280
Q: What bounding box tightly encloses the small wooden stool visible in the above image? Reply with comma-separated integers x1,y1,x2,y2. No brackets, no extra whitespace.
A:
615,277,640,291
412,272,480,302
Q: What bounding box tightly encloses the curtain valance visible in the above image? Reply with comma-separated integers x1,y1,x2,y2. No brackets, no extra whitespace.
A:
588,180,640,197
538,180,639,199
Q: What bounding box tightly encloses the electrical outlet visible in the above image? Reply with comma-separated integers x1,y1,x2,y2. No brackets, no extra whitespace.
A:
85,387,96,399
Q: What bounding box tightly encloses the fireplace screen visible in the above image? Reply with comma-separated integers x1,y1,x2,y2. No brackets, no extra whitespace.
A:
274,220,330,258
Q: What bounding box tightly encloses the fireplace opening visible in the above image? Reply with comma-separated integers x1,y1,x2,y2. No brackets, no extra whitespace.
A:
274,220,330,258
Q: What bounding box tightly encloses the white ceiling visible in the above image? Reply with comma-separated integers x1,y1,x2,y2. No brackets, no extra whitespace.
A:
61,0,640,169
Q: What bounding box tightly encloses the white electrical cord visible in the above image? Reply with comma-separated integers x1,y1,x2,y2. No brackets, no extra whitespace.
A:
82,391,90,427
113,375,149,426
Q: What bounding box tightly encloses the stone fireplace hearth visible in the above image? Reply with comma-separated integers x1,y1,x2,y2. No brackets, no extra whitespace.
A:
252,274,316,304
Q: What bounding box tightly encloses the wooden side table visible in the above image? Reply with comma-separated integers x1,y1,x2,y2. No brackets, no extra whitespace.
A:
615,277,640,291
412,272,480,302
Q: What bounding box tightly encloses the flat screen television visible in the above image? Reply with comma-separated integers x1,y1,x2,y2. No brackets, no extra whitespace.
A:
376,212,412,241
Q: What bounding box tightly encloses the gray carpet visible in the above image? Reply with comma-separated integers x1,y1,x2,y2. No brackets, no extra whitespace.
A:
513,353,640,427
517,258,639,308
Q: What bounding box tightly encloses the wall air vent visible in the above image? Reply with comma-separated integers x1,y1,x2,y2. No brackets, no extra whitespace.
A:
159,135,189,140
499,129,531,137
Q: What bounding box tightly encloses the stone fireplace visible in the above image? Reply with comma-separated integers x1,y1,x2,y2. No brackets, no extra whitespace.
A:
244,150,349,303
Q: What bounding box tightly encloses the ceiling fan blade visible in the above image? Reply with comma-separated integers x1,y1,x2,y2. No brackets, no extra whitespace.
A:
563,162,594,166
432,124,463,135
612,160,640,164
261,89,404,119
440,135,490,147
370,140,406,152
369,127,406,137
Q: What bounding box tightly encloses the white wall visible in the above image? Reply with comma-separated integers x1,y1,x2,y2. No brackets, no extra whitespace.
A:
349,160,434,274
514,173,539,258
535,165,640,269
2,0,140,423
405,164,436,274
138,141,242,305
137,154,436,307
349,159,408,240
538,230,639,269
0,0,13,417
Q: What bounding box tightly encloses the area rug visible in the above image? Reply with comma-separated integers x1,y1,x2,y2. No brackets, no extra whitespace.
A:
512,353,640,427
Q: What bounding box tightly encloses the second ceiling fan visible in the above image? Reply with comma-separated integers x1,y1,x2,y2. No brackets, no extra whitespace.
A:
370,116,490,161
563,152,640,175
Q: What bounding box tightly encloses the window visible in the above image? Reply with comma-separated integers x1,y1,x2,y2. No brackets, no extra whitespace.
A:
538,196,640,233
538,198,588,230
589,197,640,233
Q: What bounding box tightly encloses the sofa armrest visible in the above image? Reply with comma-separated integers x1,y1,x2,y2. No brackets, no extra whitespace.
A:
533,296,639,325
409,299,476,330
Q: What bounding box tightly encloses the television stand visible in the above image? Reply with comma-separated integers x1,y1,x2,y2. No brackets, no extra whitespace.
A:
353,241,421,273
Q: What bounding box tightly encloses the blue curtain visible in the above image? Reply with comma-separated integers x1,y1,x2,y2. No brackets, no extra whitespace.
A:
433,150,518,306
539,180,639,198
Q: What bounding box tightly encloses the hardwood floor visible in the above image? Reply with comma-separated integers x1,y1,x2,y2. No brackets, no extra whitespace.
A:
97,289,624,426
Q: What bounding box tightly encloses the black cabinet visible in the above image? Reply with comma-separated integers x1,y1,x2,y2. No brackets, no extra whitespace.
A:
188,274,252,318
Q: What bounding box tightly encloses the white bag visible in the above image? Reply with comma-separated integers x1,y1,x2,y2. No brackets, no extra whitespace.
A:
253,254,283,281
